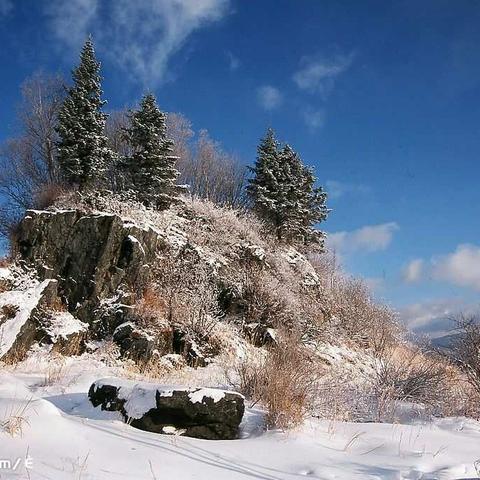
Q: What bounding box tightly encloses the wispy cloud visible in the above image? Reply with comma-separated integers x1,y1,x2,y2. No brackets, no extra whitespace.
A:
45,0,230,86
293,52,354,98
226,50,240,71
0,0,13,16
45,0,98,51
402,259,424,283
302,108,326,130
327,222,399,255
326,180,370,200
257,85,282,111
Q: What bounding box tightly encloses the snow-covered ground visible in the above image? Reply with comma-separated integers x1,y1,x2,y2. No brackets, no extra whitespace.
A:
1,356,480,480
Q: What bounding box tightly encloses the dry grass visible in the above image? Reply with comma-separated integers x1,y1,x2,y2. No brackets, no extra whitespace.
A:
1,397,33,437
229,333,322,429
374,346,449,404
41,354,69,386
33,183,68,210
449,314,480,395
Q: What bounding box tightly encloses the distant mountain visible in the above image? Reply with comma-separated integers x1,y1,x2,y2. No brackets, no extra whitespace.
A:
431,333,460,351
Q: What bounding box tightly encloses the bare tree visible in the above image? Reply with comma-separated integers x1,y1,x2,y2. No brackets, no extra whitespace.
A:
105,108,131,158
166,112,194,167
18,72,65,182
166,113,248,208
450,313,480,394
104,108,132,192
0,72,65,236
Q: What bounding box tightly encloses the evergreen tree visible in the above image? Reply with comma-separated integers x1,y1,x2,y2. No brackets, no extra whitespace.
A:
278,144,329,245
122,93,186,209
247,129,329,246
246,128,283,225
56,37,114,188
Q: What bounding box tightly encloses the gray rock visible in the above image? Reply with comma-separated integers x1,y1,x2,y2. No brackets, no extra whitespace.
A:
89,378,245,440
17,210,164,325
113,322,173,362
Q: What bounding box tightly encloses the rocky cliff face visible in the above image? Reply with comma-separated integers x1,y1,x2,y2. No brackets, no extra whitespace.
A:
3,200,321,365
17,209,164,325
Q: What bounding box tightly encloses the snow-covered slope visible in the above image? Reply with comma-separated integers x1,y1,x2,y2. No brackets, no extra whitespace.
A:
1,358,480,479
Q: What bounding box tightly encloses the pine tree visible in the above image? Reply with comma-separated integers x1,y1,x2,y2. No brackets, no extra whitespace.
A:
56,37,115,188
278,144,329,245
247,129,329,246
122,93,186,209
246,128,283,226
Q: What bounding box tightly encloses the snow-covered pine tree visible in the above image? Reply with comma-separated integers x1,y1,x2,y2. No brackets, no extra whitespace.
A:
247,129,328,246
278,144,329,246
122,93,187,209
246,128,284,226
56,38,115,188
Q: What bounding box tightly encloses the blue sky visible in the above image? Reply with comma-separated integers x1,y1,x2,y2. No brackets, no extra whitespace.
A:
1,0,480,336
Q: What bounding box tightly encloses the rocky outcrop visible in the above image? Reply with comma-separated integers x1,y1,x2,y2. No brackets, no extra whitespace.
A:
0,279,58,362
16,210,164,325
89,378,245,440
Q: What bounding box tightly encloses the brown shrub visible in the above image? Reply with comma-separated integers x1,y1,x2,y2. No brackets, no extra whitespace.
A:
33,183,68,210
450,313,480,395
240,268,291,328
229,333,322,430
1,304,19,319
371,346,452,418
315,274,402,355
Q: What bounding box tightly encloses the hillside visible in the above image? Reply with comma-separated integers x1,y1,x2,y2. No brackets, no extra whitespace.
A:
0,193,479,478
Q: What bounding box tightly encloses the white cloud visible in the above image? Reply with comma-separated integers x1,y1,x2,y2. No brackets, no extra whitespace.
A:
0,0,13,16
432,244,480,291
327,222,399,255
302,108,326,130
326,180,370,200
398,298,467,338
402,259,424,283
226,51,240,71
293,52,354,98
45,0,230,86
257,85,282,111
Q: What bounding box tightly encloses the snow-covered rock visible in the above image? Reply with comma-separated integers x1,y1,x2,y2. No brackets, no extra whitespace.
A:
89,377,245,440
0,279,57,362
282,246,320,285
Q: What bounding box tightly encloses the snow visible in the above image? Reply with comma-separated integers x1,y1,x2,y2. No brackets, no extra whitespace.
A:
0,353,480,479
0,362,480,479
44,311,88,342
0,267,12,280
120,385,157,420
0,279,53,357
27,209,76,215
281,246,320,285
188,388,226,404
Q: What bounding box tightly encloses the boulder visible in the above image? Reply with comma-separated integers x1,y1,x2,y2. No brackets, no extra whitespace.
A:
16,210,164,325
40,310,88,355
113,322,173,362
244,322,277,347
89,378,245,440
